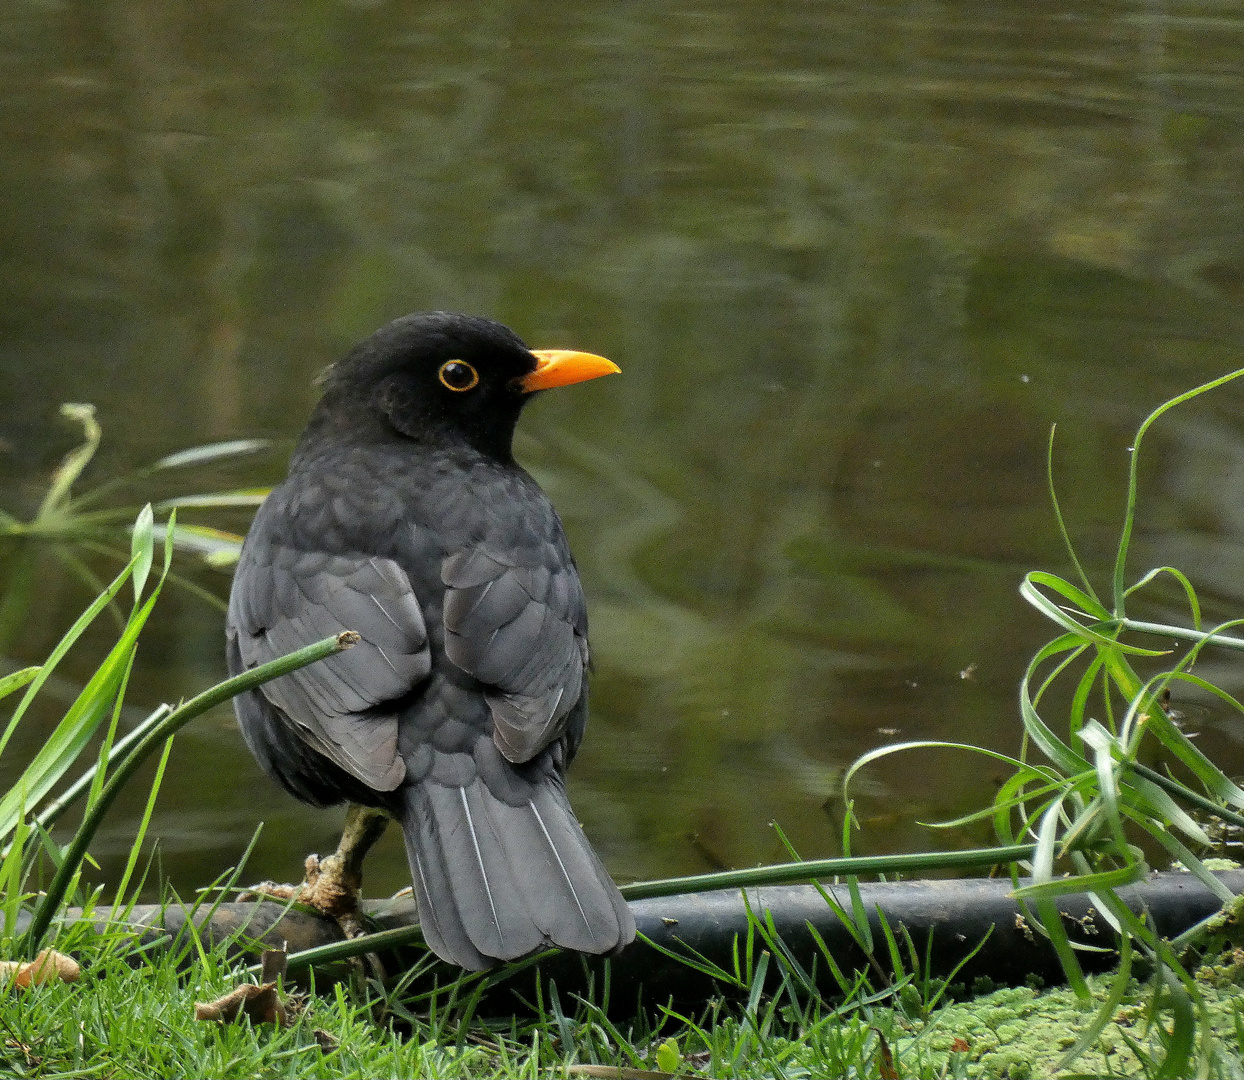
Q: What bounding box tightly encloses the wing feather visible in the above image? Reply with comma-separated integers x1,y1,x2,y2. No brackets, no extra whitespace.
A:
227,542,431,791
441,546,587,764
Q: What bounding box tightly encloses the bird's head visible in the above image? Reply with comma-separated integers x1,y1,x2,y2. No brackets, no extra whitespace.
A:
311,312,619,460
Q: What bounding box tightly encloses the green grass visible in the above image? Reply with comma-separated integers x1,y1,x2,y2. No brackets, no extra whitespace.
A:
5,926,1244,1078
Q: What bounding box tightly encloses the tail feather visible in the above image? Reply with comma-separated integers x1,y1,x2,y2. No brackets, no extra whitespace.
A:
400,773,634,969
421,780,546,961
522,781,635,950
406,784,490,970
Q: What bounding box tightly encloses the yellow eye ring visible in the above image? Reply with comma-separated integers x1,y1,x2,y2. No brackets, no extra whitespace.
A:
438,360,479,392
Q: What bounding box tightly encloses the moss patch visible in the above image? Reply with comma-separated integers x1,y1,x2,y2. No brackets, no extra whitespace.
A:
882,974,1244,1078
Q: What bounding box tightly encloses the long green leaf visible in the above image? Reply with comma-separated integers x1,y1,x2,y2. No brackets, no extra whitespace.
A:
111,736,174,908
1123,567,1201,629
154,489,269,511
1021,575,1167,658
0,552,138,759
22,630,358,953
0,582,160,841
620,843,1038,901
152,523,244,567
1045,424,1098,604
1019,639,1091,774
1031,795,1064,888
1025,571,1113,621
35,404,101,519
1165,670,1244,720
150,439,270,470
1127,815,1234,905
1078,720,1127,849
993,769,1041,849
1144,705,1244,811
1127,760,1244,830
1,804,30,937
1154,957,1197,1079
1113,367,1244,616
0,667,39,702
844,740,1036,800
1068,654,1104,738
1021,579,1144,653
1034,895,1089,1000
130,503,154,605
934,774,1065,831
86,650,135,820
0,705,171,859
1125,775,1211,847
1057,934,1133,1072
1013,858,1147,901
1,513,173,841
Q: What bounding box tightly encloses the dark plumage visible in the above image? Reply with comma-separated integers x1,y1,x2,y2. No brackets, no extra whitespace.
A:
225,311,633,969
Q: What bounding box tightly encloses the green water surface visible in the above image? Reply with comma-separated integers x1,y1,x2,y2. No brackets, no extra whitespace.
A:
3,1,1244,898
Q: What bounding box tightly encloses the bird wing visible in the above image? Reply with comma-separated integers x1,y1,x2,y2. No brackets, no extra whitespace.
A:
441,546,588,764
227,545,431,791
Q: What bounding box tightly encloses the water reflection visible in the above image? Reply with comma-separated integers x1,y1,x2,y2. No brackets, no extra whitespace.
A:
2,1,1244,898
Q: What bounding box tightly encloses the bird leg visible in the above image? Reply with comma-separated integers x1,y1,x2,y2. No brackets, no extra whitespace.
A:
244,804,390,940
300,804,390,938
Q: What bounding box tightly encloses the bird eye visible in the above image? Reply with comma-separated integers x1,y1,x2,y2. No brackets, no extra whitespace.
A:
438,360,479,392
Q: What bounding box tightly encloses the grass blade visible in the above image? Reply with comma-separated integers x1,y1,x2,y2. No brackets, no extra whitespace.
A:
130,504,154,605
1113,367,1244,616
0,550,139,759
1045,424,1098,604
35,404,101,519
150,439,270,470
22,630,358,954
0,667,39,702
154,489,269,511
0,572,164,842
111,736,173,910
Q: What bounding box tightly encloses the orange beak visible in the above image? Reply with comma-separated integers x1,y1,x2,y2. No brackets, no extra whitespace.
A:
520,350,620,393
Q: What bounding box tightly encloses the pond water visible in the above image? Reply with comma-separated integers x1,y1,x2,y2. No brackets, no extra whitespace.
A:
3,1,1244,900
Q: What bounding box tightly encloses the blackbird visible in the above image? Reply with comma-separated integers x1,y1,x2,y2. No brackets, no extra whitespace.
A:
225,311,634,969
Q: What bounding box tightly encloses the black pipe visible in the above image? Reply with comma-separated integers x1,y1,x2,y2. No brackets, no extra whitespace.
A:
511,871,1243,1014
40,870,1242,1015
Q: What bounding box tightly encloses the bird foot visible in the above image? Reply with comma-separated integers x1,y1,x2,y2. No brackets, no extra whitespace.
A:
298,852,369,940
240,853,368,939
241,806,390,944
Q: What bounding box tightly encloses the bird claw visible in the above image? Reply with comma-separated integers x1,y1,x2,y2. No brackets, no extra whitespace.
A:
240,853,368,939
237,881,302,903
241,808,391,953
297,852,370,939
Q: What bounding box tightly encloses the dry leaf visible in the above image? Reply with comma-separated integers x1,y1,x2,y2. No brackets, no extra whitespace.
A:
258,947,288,984
873,1027,899,1080
2,1036,40,1068
194,981,286,1026
0,949,80,988
194,945,289,1027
